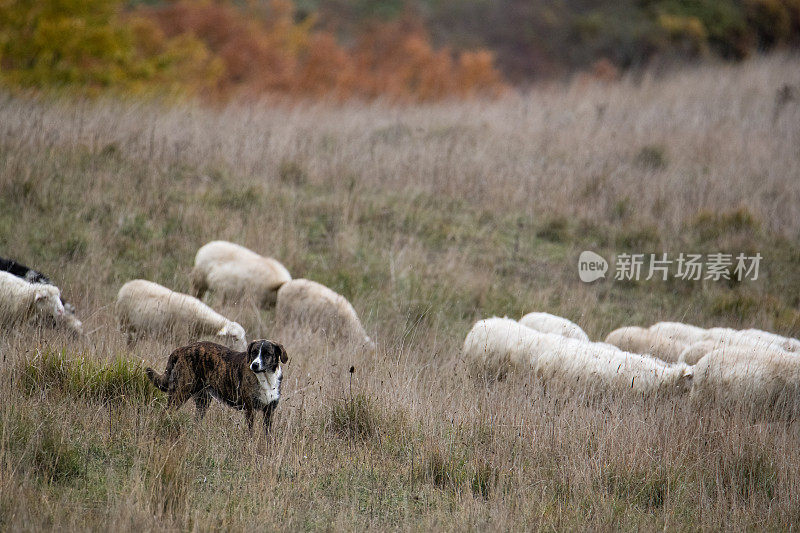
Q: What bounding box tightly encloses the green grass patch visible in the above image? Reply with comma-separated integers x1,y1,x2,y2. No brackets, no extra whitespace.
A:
20,349,163,404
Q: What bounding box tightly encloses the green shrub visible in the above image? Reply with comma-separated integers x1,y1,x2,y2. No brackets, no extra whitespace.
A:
690,207,760,242
278,159,308,185
634,145,668,170
615,225,660,250
537,216,570,243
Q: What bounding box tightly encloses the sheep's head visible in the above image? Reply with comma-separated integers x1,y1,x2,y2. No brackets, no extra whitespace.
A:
217,321,247,351
362,336,377,353
34,285,64,319
670,363,694,395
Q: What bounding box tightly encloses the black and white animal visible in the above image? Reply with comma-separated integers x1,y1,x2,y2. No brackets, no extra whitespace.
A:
0,271,65,326
0,256,82,333
0,257,76,314
146,339,288,435
0,257,53,284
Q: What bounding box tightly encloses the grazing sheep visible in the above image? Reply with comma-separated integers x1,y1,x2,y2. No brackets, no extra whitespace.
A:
648,322,707,346
680,328,797,365
191,241,291,307
275,279,374,348
678,340,722,365
535,340,694,398
115,279,246,350
690,345,800,419
0,256,82,332
740,328,800,353
518,312,590,342
0,271,65,327
463,317,550,376
701,327,789,353
604,326,687,363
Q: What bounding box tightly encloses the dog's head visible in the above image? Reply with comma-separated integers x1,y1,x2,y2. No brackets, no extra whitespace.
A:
247,339,288,374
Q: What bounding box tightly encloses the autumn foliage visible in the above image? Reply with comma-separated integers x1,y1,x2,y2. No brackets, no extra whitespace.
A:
139,0,506,101
0,0,222,96
0,0,506,102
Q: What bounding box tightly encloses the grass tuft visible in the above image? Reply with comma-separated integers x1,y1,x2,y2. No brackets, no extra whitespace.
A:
20,349,163,404
329,393,381,440
415,448,500,499
634,145,668,170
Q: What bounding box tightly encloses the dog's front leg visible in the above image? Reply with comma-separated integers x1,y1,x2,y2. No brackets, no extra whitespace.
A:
244,408,255,433
262,401,277,435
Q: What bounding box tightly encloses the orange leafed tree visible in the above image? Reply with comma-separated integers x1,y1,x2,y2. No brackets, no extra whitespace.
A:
138,0,506,101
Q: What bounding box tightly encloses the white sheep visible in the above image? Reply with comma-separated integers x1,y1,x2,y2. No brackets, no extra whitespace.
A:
648,321,707,345
0,271,66,327
191,240,291,307
115,279,246,350
740,328,800,353
690,345,800,418
535,340,694,398
702,327,788,353
275,278,374,348
604,326,687,363
518,312,590,342
678,340,721,365
463,317,550,376
680,327,799,364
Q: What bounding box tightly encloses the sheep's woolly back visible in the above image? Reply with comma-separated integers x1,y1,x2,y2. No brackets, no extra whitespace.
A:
193,241,291,306
690,345,800,418
464,317,542,373
648,322,707,346
536,340,693,397
741,328,800,353
0,271,63,325
679,340,721,365
518,312,590,342
701,327,789,354
115,279,245,348
276,278,372,346
604,326,687,363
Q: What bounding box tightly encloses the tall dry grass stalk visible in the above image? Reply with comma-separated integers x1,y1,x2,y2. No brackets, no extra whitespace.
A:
1,54,800,530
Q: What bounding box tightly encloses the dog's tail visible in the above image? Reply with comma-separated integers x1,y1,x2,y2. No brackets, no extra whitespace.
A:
146,351,179,392
145,367,169,392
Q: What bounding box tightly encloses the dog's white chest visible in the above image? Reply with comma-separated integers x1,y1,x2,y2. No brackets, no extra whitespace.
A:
255,368,281,405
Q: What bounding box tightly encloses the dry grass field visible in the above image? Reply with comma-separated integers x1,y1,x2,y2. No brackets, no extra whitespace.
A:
1,54,800,531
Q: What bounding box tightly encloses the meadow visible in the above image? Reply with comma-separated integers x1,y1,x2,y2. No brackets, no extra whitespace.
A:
1,54,800,530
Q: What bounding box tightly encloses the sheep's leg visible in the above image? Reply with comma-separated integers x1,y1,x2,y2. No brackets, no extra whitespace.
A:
124,329,137,348
191,268,208,300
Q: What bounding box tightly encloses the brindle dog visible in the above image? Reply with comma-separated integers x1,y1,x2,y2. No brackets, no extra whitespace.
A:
146,339,287,434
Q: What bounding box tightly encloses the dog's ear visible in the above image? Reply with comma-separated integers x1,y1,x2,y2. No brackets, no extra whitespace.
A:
247,340,259,355
275,342,288,364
